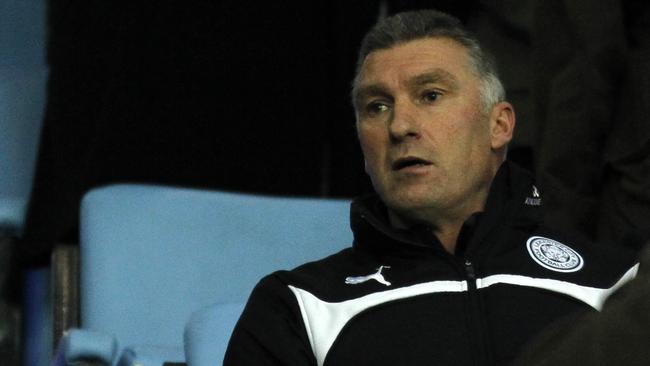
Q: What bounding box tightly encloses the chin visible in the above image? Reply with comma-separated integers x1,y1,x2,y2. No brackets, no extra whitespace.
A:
382,188,440,213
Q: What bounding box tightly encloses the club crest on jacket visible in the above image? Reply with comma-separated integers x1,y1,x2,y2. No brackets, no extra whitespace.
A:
526,236,584,273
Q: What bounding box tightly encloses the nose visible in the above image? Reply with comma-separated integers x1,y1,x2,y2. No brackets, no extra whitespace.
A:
388,101,420,142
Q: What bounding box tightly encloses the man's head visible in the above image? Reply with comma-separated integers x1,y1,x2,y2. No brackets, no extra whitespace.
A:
352,9,515,229
353,9,505,116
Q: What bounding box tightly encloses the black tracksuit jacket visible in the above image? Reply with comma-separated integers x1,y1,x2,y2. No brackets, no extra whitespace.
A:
224,162,639,366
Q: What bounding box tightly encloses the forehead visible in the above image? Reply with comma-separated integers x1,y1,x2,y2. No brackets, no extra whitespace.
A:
358,37,475,86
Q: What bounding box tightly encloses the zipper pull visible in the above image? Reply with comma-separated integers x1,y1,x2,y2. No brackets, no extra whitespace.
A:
464,259,476,280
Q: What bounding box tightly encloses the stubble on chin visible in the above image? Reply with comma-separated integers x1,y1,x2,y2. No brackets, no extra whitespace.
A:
380,181,446,224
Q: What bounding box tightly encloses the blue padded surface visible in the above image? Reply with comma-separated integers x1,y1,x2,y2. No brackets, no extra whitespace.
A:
183,302,245,366
0,0,48,235
0,197,28,235
58,328,119,365
79,184,352,351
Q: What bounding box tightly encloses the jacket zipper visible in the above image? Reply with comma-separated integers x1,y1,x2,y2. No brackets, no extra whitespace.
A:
463,259,491,366
465,259,476,283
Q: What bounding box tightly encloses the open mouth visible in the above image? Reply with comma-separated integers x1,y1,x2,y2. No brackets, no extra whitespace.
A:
392,157,432,171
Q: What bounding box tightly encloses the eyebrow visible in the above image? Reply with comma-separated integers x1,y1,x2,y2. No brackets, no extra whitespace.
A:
353,68,460,108
406,69,460,90
352,84,392,109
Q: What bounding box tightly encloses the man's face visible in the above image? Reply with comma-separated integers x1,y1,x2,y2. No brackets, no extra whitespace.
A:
354,37,507,224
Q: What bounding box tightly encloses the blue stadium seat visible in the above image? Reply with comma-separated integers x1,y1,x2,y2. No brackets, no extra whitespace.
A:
0,0,47,237
52,184,352,366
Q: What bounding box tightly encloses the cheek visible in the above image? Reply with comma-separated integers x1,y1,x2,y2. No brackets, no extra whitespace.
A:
357,127,384,160
357,127,388,179
454,107,491,144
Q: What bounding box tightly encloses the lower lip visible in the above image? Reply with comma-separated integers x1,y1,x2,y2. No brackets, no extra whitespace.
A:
395,164,432,174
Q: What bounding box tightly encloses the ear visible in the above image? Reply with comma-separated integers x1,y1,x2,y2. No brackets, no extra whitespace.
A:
489,101,515,150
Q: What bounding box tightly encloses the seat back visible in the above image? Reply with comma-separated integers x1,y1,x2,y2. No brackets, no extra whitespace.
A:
1,2,49,365
0,1,47,236
79,184,352,349
183,301,245,366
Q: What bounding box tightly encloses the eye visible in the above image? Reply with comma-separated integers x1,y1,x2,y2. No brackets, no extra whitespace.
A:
365,101,390,116
421,91,441,103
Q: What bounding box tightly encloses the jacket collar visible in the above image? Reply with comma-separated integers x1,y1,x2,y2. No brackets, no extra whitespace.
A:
350,161,543,258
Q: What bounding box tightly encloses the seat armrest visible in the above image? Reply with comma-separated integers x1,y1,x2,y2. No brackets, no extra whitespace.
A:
51,328,118,366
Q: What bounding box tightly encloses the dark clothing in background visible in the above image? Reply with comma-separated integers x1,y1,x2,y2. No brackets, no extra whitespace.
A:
467,0,650,245
512,243,650,366
533,0,650,245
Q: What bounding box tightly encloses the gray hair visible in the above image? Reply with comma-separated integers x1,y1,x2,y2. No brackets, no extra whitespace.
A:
352,9,505,113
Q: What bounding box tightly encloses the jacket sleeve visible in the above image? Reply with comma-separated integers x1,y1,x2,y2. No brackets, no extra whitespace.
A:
223,274,317,366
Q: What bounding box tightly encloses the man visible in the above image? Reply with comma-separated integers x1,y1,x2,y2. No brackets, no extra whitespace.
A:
224,9,639,366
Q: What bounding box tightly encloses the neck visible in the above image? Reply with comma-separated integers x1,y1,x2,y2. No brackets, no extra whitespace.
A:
388,208,476,254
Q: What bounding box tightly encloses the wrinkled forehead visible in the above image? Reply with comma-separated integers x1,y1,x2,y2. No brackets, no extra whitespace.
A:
357,38,475,82
353,38,478,100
